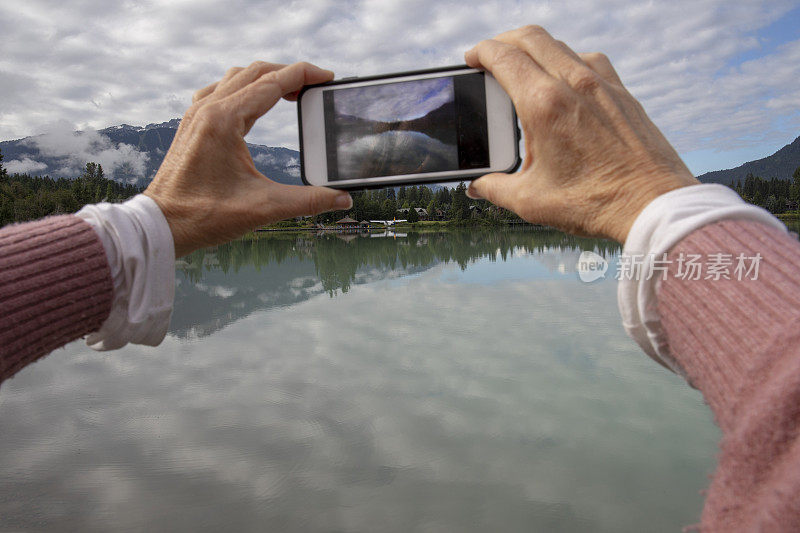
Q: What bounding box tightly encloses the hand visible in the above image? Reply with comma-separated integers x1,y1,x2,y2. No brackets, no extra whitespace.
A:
144,61,352,257
465,26,698,243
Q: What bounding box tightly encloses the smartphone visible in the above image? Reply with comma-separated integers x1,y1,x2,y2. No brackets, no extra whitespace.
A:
298,65,521,190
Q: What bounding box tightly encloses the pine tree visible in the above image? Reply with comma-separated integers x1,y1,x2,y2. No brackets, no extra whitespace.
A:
449,182,469,220
105,182,116,202
83,162,98,179
0,148,6,177
765,194,779,214
407,186,418,206
420,185,433,205
427,199,436,220
381,198,396,220
792,166,800,205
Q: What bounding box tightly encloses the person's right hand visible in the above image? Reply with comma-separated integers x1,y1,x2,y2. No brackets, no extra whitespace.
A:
465,26,698,243
144,61,352,258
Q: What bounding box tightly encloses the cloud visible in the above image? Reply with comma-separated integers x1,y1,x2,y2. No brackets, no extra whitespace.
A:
337,131,458,179
285,156,300,177
335,77,454,122
4,157,47,174
252,152,277,166
0,0,798,165
21,120,149,178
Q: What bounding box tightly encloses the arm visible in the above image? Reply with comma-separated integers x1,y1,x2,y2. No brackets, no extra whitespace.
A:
0,215,113,383
0,61,352,385
660,219,800,531
466,25,800,531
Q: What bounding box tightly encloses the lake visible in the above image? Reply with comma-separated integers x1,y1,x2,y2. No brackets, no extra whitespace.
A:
0,228,720,532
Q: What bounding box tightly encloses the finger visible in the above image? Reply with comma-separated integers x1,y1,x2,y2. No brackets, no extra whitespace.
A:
466,172,525,212
260,183,352,221
465,39,549,107
283,90,301,102
228,62,335,129
494,26,586,79
197,67,243,105
554,40,584,63
579,52,623,86
213,61,286,100
193,81,219,103
219,67,244,87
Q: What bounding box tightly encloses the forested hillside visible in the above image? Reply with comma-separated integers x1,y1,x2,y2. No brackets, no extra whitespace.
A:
697,135,800,185
0,155,142,225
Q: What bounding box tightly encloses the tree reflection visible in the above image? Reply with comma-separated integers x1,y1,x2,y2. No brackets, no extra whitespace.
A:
172,229,619,338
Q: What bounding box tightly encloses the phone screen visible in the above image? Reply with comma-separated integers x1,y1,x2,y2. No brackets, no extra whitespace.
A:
322,72,489,181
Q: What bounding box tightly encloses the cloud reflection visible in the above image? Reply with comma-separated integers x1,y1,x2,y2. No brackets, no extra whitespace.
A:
0,230,718,532
170,229,618,339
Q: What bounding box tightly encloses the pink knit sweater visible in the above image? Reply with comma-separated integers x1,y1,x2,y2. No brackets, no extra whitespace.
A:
0,214,798,530
659,219,800,531
0,216,113,380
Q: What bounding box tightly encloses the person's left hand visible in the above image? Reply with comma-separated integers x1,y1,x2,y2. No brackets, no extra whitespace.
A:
144,61,352,257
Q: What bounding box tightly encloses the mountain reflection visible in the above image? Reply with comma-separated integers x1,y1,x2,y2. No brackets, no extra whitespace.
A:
170,228,619,339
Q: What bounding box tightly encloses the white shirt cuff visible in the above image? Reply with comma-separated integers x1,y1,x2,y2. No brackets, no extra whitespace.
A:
617,183,786,375
76,194,175,350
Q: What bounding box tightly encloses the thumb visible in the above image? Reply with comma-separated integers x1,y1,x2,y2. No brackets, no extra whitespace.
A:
263,184,352,221
467,172,522,210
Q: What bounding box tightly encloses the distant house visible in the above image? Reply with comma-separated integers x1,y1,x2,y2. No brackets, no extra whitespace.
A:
359,220,371,227
424,208,446,221
397,207,428,220
335,216,359,227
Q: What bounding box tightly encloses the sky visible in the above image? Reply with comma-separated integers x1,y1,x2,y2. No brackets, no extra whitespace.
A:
334,77,454,122
1,0,800,175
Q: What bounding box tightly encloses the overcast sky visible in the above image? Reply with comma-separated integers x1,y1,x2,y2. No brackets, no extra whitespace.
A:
334,77,453,122
1,0,799,175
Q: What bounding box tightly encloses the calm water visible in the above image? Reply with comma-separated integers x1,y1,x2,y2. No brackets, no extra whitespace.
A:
0,228,719,532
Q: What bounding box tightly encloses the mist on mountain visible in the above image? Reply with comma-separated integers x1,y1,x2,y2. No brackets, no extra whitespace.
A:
0,119,303,187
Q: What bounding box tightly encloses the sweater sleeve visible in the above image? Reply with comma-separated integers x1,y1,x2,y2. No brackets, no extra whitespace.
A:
658,219,800,532
0,215,113,384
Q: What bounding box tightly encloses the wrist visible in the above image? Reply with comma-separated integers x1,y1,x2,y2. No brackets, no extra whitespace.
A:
143,190,197,258
75,194,176,350
599,169,699,243
617,183,786,372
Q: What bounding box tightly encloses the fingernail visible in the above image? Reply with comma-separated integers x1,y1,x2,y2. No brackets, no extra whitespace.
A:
466,187,483,200
334,193,352,210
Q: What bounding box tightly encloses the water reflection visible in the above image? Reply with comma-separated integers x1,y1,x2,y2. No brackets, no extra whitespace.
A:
172,228,620,338
0,228,720,533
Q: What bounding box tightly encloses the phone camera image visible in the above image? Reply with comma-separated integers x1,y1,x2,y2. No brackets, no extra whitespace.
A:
323,73,489,181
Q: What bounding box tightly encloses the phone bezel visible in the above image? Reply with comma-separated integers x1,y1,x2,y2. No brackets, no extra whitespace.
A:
297,65,521,190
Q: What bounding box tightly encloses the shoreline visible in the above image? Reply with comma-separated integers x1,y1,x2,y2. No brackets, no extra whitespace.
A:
254,220,535,233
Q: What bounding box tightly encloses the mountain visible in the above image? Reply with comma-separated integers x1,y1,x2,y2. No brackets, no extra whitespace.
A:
6,118,800,190
696,135,800,185
0,119,303,187
335,100,457,147
400,100,458,146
